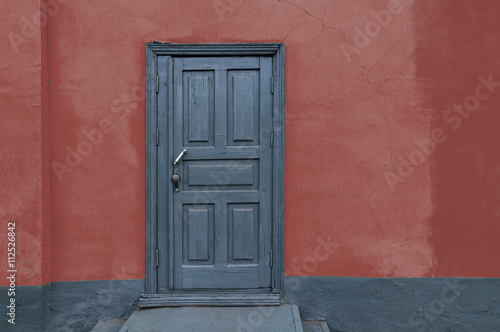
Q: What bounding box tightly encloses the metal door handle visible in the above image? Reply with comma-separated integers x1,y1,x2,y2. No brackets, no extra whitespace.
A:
173,149,188,165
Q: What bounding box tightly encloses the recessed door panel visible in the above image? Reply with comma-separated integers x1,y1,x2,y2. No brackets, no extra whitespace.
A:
183,71,215,147
227,70,260,146
183,204,214,265
228,203,259,263
182,159,259,191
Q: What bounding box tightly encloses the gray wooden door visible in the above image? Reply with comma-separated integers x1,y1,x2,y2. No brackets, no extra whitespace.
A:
165,56,273,289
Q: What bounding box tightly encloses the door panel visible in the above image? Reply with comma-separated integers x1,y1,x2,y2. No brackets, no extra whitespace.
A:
164,56,273,290
227,70,260,145
183,204,214,264
183,71,215,146
183,159,259,190
228,203,259,262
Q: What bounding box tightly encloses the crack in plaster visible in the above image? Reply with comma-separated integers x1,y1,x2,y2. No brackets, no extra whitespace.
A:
278,0,367,69
378,83,396,174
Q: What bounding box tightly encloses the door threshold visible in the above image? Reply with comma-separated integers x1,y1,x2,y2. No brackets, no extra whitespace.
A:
138,289,283,308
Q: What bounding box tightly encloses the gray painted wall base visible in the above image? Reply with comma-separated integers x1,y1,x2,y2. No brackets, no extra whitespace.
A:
2,277,500,331
0,284,49,332
285,276,500,332
119,304,303,332
48,279,144,332
0,279,143,332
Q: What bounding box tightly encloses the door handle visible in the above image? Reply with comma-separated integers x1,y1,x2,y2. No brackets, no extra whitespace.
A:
173,149,188,165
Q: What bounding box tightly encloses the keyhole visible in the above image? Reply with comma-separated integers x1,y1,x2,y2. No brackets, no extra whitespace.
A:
172,172,180,192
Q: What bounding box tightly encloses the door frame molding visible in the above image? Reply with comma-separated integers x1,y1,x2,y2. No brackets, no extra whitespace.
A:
143,43,285,306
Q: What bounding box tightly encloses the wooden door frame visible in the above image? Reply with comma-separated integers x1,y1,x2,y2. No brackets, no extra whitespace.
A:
142,43,285,307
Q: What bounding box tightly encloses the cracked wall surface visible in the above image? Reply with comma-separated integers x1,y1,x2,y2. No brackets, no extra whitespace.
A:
2,0,500,288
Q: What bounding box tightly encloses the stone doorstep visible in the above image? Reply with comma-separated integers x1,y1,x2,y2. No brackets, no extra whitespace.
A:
91,318,127,332
107,304,303,332
92,306,330,332
301,320,330,332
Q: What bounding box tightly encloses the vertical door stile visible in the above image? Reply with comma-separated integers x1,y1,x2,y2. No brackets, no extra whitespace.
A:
172,57,184,290
156,55,171,292
214,68,228,269
259,56,274,287
167,56,174,290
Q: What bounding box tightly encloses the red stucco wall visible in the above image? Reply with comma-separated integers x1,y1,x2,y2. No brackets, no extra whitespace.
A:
1,0,48,286
3,0,500,286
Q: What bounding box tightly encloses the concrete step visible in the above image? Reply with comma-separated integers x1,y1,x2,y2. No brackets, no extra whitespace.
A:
91,318,127,332
301,320,330,332
118,304,303,332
